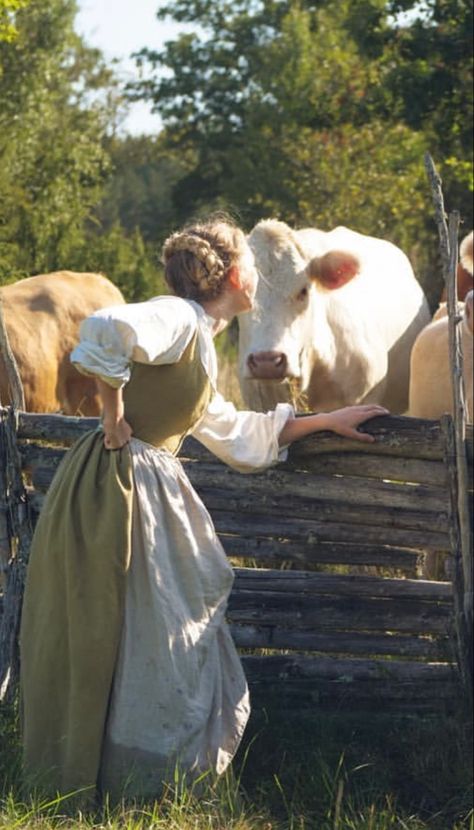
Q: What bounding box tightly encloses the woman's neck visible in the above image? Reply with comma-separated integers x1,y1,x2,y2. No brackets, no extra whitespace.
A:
200,295,235,336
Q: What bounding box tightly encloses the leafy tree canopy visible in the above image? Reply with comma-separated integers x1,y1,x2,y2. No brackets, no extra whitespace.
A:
0,0,118,281
0,0,28,43
131,0,472,303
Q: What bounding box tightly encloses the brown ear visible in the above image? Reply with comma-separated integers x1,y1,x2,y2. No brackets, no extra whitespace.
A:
307,250,360,290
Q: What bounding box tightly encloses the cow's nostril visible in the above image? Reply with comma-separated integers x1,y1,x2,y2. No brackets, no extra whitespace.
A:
247,351,288,379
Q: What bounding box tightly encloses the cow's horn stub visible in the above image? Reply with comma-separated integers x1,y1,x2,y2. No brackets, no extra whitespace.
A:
307,250,361,290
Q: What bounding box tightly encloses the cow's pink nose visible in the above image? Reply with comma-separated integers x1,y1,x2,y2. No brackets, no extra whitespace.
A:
247,351,288,380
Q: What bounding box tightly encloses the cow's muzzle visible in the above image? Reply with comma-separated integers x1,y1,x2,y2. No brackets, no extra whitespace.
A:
247,351,288,380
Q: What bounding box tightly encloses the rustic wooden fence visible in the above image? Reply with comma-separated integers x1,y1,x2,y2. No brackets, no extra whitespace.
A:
1,156,472,712
1,408,472,711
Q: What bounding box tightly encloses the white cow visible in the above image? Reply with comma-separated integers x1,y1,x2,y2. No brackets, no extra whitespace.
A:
238,220,430,413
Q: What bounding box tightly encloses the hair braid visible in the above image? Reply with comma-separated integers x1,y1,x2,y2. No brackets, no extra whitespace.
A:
161,218,246,301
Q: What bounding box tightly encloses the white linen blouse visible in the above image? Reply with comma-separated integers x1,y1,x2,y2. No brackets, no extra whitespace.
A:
71,295,294,473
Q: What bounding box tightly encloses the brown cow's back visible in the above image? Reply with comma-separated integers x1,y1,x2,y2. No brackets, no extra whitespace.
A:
0,271,125,414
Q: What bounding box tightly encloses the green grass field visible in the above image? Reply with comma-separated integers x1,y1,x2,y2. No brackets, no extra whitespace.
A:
1,699,472,830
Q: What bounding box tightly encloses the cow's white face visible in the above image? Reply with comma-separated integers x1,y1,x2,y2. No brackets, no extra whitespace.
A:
238,219,432,415
238,223,321,411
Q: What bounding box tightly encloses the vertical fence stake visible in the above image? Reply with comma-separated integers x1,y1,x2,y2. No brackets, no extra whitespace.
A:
0,296,31,701
425,152,473,699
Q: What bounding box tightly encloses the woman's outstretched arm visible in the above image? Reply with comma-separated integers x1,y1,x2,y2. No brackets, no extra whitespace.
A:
278,404,389,446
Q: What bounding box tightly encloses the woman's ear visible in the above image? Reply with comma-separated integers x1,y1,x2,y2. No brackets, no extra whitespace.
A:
226,265,241,290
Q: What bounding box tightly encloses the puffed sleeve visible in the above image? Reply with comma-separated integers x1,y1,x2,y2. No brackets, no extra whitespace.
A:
70,297,197,388
191,392,295,473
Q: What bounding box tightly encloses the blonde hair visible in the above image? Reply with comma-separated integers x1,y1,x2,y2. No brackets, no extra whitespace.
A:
162,219,246,301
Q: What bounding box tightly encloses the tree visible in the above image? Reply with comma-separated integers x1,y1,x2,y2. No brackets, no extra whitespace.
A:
0,0,117,282
97,135,192,244
131,0,473,302
67,223,166,303
0,0,28,42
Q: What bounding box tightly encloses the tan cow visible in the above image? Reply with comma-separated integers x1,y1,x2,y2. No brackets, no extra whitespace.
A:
408,290,473,422
440,229,473,302
0,271,125,415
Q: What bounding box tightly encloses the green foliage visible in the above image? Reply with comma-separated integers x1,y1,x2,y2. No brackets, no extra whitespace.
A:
0,0,28,43
97,135,192,244
68,223,166,303
131,0,473,299
0,0,472,305
0,0,114,283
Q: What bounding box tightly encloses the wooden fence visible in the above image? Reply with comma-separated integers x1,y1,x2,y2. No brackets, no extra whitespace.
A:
1,157,472,712
1,408,472,711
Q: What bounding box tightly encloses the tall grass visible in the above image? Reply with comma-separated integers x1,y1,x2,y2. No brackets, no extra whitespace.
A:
1,700,472,829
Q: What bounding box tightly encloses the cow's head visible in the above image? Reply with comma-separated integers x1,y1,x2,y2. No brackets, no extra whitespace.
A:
238,220,361,411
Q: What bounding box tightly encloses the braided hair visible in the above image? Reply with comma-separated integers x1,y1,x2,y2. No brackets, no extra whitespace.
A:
162,220,246,301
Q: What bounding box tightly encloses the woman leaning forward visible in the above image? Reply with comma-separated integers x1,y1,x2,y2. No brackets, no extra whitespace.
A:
19,218,388,803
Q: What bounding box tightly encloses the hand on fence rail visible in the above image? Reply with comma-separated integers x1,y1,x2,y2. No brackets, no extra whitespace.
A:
278,404,390,446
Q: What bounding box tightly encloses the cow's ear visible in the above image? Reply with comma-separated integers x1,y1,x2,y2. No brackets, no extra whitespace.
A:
307,250,360,290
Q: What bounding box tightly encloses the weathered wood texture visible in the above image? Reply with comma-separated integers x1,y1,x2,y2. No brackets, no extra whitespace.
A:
242,655,458,711
446,215,473,687
3,408,473,709
443,415,473,696
425,151,473,699
0,409,33,700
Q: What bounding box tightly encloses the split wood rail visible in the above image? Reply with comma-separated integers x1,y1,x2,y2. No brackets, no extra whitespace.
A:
1,408,472,711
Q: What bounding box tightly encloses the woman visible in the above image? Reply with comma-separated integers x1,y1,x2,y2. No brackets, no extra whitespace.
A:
20,218,387,801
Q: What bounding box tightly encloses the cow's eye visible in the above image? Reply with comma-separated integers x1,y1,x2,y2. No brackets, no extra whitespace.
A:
297,286,309,302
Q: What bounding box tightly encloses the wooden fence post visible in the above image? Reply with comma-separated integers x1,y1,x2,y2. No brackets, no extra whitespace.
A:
425,152,473,698
0,297,31,701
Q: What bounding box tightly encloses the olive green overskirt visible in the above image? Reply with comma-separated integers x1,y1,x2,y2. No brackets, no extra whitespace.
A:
20,431,133,799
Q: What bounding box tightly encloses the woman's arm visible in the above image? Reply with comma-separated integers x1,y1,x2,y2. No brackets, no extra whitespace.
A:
96,379,133,449
278,404,389,446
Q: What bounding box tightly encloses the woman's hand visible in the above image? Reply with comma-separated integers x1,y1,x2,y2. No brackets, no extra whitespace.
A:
322,404,389,443
103,416,133,450
278,404,389,446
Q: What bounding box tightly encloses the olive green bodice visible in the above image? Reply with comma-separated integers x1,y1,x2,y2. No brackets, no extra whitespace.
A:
122,332,212,454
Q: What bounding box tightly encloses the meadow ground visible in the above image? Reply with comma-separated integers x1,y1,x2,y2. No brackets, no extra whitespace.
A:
1,698,472,830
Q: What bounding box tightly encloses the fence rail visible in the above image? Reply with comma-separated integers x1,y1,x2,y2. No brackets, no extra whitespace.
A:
2,408,472,710
0,174,472,709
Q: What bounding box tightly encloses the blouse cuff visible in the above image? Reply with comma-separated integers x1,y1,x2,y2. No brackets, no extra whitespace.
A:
273,403,295,463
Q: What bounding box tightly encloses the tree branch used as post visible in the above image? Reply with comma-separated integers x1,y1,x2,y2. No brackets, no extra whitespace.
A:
0,293,30,700
424,151,473,695
0,407,33,701
424,152,451,281
447,215,473,633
